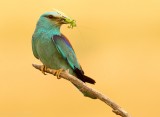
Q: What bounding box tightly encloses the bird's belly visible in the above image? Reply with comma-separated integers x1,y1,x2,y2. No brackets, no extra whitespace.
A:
36,39,71,70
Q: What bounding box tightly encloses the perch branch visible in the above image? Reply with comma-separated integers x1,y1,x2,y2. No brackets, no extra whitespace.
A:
32,64,131,117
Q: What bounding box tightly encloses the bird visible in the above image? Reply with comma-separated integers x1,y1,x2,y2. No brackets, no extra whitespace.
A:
32,11,96,84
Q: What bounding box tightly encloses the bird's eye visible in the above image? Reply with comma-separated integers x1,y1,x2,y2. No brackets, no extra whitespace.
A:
47,15,54,19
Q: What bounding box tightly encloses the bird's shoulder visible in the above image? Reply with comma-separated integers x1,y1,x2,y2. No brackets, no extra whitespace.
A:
53,34,74,51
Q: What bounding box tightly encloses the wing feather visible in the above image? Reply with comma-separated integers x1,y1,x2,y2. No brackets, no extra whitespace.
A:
52,34,81,70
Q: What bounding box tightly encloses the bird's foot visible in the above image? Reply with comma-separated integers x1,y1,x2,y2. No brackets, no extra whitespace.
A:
65,69,70,73
40,65,47,75
54,69,64,79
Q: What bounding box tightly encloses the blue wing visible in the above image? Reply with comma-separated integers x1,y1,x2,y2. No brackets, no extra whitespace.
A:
52,34,96,84
52,34,83,72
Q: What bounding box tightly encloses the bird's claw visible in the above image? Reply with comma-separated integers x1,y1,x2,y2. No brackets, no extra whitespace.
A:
65,69,69,73
40,65,47,75
54,69,64,79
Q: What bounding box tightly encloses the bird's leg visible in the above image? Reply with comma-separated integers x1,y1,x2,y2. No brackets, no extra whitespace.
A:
40,65,47,75
54,69,64,79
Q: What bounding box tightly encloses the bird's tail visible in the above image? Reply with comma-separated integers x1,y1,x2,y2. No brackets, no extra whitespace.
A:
74,68,96,84
82,75,96,84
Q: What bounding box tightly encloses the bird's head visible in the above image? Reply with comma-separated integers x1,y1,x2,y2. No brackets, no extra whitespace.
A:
39,11,76,28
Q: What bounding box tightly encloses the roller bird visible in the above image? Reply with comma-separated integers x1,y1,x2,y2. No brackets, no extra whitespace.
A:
32,11,95,84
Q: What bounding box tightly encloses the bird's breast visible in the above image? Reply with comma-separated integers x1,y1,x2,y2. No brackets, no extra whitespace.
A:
36,35,70,70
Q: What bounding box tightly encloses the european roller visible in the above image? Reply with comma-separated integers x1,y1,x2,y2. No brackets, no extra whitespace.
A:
32,11,95,84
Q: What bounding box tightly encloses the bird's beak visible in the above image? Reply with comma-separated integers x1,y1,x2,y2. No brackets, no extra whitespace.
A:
60,17,76,28
53,9,76,28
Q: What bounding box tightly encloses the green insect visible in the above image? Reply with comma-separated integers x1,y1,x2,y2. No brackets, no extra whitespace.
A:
53,9,76,29
65,18,76,28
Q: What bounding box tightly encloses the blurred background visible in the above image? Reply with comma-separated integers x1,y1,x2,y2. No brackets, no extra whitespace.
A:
0,0,160,117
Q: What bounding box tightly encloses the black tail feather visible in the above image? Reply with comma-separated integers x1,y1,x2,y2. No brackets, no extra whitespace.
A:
83,75,96,84
74,67,96,84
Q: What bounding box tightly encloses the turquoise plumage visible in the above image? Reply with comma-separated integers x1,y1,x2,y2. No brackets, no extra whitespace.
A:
32,11,95,84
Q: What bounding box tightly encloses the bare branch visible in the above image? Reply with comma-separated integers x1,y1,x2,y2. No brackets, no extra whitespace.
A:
32,64,131,117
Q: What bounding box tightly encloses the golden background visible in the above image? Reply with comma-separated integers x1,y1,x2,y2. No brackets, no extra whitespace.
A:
0,0,160,117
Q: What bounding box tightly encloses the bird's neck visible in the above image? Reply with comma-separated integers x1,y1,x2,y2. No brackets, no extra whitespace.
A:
35,19,61,36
